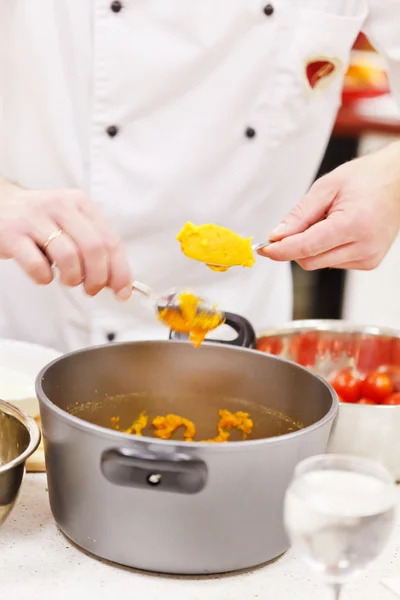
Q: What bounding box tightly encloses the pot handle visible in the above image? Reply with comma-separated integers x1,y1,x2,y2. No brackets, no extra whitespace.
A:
169,311,257,349
101,447,208,494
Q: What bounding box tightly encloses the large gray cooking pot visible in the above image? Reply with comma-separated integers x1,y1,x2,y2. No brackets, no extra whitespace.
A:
36,316,337,575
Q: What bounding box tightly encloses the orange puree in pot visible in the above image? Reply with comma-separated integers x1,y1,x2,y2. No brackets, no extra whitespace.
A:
111,410,253,443
203,410,253,443
121,411,148,435
152,414,196,442
176,222,255,272
158,291,224,348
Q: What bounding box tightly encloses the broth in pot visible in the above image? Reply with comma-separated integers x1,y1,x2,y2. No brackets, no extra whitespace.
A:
68,391,303,443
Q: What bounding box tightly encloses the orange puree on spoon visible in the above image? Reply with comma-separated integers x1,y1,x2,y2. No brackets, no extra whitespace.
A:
176,222,255,272
158,291,224,348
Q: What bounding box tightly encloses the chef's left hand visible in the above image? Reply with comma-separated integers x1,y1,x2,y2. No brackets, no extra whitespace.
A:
259,141,400,271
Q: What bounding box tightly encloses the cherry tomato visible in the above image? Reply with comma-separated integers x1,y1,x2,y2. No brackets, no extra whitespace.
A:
381,392,400,405
256,337,283,355
358,398,377,405
296,332,318,367
377,364,400,393
256,338,270,353
361,371,393,403
330,368,363,404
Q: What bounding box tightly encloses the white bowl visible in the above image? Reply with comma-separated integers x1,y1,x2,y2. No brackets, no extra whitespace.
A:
327,403,400,481
0,339,62,417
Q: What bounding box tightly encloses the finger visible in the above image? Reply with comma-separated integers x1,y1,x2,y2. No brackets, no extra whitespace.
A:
260,215,354,262
107,242,133,300
79,201,132,299
52,206,110,295
325,257,380,271
5,235,54,284
29,217,84,287
296,242,356,271
269,175,339,242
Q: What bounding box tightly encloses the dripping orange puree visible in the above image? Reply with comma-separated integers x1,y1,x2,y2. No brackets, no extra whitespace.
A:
176,222,255,272
158,291,224,348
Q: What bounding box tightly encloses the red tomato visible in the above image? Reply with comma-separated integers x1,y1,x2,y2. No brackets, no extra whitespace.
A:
330,368,363,404
358,398,377,405
361,371,393,403
381,392,400,405
256,337,283,355
256,338,271,353
377,364,400,393
296,332,318,367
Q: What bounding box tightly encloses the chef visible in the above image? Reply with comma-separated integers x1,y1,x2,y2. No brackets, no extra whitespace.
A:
0,1,400,353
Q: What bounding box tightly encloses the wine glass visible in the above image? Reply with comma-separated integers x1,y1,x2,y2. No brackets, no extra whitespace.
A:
284,454,397,599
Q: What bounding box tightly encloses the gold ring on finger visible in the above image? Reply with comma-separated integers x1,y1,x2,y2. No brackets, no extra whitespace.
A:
42,229,63,251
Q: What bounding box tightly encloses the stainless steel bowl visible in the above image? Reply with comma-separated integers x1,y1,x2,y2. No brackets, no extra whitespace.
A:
257,319,400,375
0,399,41,528
256,319,400,480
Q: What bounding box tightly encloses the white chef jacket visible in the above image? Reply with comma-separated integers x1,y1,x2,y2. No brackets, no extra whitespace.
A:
0,0,399,353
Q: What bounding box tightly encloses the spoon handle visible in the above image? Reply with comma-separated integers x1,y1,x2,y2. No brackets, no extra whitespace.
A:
132,280,153,299
252,241,271,252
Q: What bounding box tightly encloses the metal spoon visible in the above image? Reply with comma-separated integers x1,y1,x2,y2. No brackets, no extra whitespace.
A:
252,241,271,252
132,280,224,319
205,240,271,269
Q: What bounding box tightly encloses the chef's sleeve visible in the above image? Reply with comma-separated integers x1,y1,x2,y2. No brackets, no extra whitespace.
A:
363,0,400,104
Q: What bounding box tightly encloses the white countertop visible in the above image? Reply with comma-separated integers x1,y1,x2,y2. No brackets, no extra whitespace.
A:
1,474,400,600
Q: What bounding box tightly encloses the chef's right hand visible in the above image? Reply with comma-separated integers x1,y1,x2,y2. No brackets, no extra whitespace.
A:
0,181,133,299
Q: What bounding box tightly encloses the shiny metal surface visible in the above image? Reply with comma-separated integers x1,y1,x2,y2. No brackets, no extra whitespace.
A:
0,399,41,528
132,279,223,319
252,241,270,252
257,319,400,378
256,320,400,480
36,340,337,574
258,318,400,338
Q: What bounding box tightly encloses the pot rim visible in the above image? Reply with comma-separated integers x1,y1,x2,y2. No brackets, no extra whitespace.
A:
35,340,338,450
0,399,41,474
257,318,400,339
